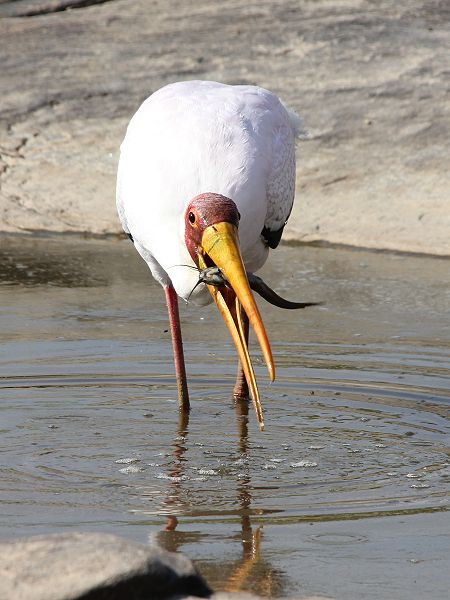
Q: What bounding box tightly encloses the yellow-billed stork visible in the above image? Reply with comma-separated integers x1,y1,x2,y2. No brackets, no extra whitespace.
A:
116,80,316,429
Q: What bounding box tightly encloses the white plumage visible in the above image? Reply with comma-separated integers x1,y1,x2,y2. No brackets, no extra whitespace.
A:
116,80,300,305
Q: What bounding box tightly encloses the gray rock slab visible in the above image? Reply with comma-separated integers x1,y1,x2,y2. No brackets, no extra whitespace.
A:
0,0,449,255
0,532,211,600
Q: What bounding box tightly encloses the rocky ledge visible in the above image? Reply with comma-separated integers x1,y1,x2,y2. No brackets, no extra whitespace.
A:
0,0,449,255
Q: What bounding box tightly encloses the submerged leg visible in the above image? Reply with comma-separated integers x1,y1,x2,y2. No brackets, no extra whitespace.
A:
164,284,190,412
233,308,250,400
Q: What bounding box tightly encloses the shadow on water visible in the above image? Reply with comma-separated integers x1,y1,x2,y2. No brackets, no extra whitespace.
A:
0,236,111,288
0,235,449,599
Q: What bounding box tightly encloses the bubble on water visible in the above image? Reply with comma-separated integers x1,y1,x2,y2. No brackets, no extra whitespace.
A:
192,476,207,481
374,443,386,448
406,473,420,479
115,457,139,464
119,465,143,474
233,458,247,466
263,463,277,470
147,462,160,467
198,469,218,476
309,445,325,450
269,458,284,463
386,472,398,476
290,460,318,468
410,482,430,489
155,473,188,482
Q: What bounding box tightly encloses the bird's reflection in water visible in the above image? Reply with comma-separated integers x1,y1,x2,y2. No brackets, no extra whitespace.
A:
161,411,189,539
155,400,286,597
223,398,263,593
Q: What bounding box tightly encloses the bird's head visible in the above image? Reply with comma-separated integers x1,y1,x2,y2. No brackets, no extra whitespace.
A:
184,193,274,427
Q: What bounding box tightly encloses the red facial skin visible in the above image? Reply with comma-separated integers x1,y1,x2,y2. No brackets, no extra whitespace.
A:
184,193,240,265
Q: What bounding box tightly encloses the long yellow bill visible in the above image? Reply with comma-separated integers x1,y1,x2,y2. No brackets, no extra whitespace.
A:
198,222,275,430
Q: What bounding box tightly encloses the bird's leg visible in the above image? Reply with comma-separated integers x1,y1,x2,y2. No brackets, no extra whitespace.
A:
233,305,250,401
164,284,190,412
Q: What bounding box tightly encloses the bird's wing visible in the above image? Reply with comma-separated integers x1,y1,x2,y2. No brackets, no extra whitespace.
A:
261,101,300,249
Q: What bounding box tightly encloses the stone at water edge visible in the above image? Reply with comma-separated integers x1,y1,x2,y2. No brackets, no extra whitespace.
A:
0,531,211,600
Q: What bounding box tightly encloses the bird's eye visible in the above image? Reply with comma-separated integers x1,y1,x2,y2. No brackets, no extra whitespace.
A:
188,212,196,224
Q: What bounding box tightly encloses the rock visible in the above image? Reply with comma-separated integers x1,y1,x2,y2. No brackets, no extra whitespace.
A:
0,532,211,600
0,0,449,255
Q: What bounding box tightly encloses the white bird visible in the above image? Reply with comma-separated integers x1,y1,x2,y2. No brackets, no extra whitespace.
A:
116,80,314,429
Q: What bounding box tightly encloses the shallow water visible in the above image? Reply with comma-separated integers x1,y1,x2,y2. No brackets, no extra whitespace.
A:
1,236,449,599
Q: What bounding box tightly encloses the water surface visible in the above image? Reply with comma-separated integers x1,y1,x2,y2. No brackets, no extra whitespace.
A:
1,236,449,599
